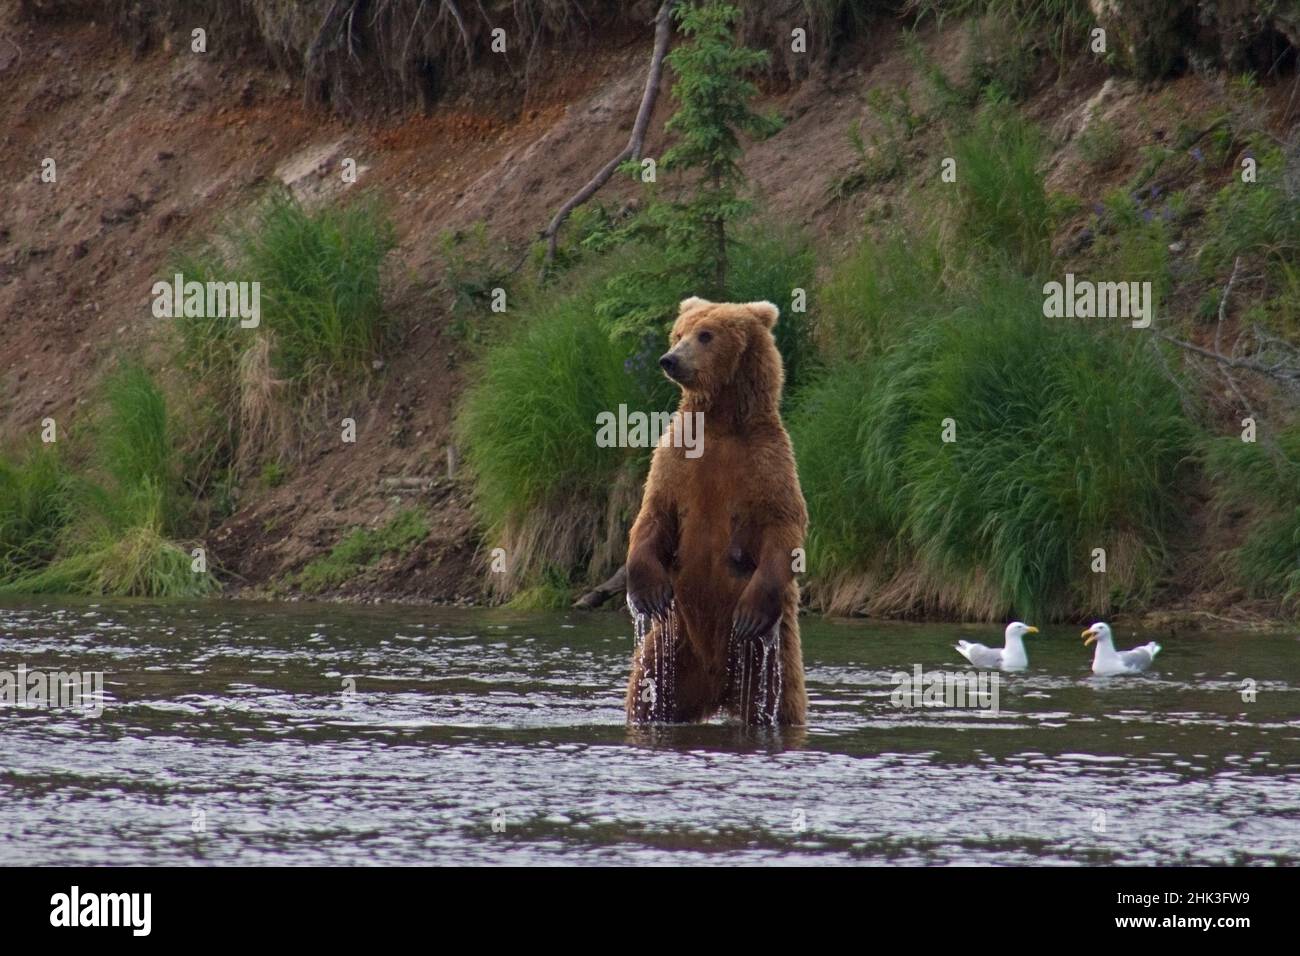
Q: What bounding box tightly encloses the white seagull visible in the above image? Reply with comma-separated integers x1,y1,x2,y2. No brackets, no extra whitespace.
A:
1082,622,1161,675
955,621,1038,672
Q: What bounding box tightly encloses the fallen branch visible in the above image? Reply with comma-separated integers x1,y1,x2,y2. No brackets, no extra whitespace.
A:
1156,331,1300,388
572,565,627,610
1212,257,1258,420
534,0,674,278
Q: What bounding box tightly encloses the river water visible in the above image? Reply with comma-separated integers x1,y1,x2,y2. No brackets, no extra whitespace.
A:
1,598,1296,865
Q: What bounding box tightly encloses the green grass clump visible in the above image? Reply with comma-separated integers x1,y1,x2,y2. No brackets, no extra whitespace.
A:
1077,115,1125,172
239,191,396,387
1202,146,1300,331
171,191,397,487
1,502,213,598
178,188,397,390
460,271,652,535
0,442,71,579
0,364,218,598
946,104,1053,274
507,566,578,610
815,227,947,361
790,267,1193,620
1205,425,1300,610
296,509,429,594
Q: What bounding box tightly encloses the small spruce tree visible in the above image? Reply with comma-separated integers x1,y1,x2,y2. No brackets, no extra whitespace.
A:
659,0,782,291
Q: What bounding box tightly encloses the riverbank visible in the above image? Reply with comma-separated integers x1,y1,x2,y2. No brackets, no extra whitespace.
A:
2,2,1297,623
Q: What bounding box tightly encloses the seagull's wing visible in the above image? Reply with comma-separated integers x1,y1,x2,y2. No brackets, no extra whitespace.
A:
956,641,1002,669
1118,642,1161,672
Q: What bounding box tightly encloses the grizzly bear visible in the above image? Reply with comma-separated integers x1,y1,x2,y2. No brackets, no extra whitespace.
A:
624,297,808,726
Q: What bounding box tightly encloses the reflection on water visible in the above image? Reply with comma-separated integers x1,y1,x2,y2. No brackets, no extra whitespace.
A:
0,599,1297,865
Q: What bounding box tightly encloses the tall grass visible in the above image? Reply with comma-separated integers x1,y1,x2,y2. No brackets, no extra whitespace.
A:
0,364,217,598
458,269,652,597
237,191,396,388
946,105,1053,274
907,0,1096,66
177,190,395,393
1206,426,1300,610
172,190,396,484
815,227,947,360
793,101,1193,620
791,263,1192,620
0,442,71,579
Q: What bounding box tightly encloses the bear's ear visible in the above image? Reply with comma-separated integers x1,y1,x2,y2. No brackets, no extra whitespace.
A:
746,301,779,329
679,296,711,313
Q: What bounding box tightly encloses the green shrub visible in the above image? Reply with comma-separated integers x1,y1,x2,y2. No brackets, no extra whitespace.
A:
1203,145,1300,329
460,270,653,538
1087,187,1172,313
436,221,514,322
828,86,923,198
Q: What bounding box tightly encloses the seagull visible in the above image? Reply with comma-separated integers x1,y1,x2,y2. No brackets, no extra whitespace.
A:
955,621,1038,671
1082,622,1161,675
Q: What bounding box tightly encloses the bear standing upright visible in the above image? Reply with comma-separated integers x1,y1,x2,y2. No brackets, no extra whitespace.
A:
624,297,808,725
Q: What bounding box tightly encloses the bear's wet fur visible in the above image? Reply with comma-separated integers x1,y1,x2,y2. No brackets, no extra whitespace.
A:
625,297,808,725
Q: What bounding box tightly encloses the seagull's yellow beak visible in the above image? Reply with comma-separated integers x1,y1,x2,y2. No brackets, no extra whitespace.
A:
1082,627,1097,645
1024,626,1039,635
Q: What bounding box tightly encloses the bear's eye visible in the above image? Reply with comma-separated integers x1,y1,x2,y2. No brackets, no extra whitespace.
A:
697,330,713,344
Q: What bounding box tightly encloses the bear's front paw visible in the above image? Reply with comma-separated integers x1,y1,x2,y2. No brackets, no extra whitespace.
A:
732,581,781,644
626,561,673,621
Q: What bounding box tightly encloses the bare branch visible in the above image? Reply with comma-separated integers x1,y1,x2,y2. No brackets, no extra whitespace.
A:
534,1,675,278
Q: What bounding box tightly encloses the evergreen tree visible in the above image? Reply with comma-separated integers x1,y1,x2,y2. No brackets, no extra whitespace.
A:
657,0,781,291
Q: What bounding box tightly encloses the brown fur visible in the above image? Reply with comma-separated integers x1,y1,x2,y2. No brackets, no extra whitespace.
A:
624,298,808,725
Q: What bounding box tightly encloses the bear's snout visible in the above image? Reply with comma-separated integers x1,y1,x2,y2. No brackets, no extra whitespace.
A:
660,351,695,385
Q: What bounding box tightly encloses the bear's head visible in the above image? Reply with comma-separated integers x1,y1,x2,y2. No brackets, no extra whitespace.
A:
658,297,784,422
